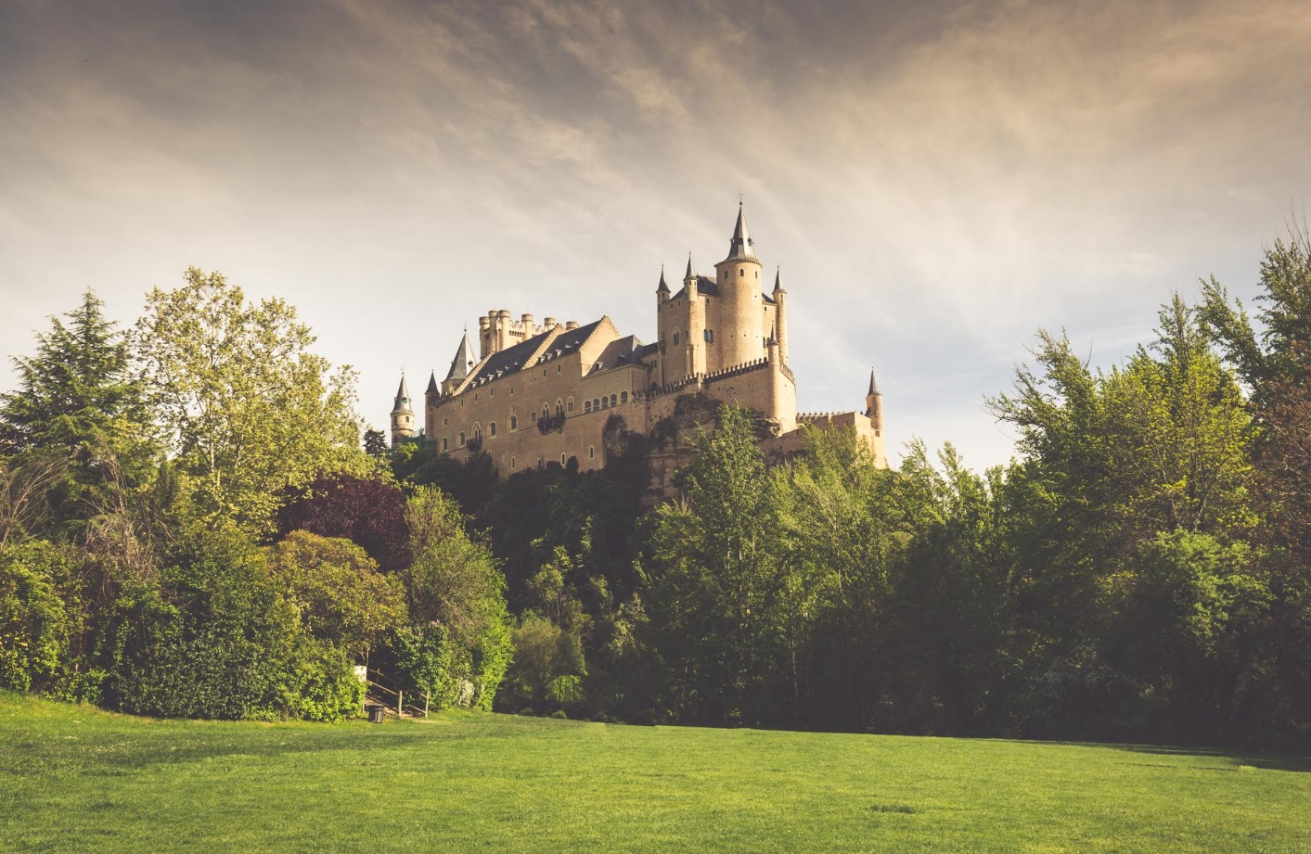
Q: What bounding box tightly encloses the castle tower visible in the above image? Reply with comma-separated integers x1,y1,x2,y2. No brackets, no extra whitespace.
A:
442,330,477,396
684,253,706,377
390,375,416,447
773,268,788,366
866,369,886,466
713,203,765,370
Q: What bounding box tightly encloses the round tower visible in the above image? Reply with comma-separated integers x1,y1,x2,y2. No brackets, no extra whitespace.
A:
713,203,765,369
390,375,416,448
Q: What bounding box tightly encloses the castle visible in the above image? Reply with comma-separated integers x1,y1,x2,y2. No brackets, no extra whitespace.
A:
389,204,886,477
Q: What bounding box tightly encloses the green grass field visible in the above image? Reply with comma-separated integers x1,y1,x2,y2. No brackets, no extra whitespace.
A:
2,693,1309,853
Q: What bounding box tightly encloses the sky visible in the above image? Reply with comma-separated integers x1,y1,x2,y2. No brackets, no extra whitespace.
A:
2,0,1309,469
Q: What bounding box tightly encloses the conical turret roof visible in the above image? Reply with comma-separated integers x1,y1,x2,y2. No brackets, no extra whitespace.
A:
723,203,758,263
444,331,477,382
425,370,440,396
868,369,880,397
657,265,670,294
393,375,414,413
773,267,784,292
684,253,696,281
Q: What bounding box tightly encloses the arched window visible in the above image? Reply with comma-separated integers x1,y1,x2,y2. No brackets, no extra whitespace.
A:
620,391,628,404
441,438,448,452
567,397,574,413
588,446,595,460
585,401,592,414
673,332,679,345
536,457,543,469
609,394,617,408
458,432,465,447
443,417,448,426
489,422,497,437
601,397,609,409
509,415,518,430
555,398,563,416
511,456,517,469
473,424,481,440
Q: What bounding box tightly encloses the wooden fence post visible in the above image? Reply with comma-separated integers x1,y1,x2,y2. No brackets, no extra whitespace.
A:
424,692,430,718
397,690,403,718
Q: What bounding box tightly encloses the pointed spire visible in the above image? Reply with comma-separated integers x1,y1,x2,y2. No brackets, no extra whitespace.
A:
444,331,477,382
684,252,696,281
773,267,784,292
393,375,414,413
426,370,440,397
657,264,670,294
724,202,757,262
868,369,880,397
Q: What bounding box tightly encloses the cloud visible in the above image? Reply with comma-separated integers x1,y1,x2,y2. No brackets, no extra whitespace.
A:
1,0,1308,468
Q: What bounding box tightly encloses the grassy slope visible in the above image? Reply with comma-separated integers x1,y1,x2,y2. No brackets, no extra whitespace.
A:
1,694,1308,854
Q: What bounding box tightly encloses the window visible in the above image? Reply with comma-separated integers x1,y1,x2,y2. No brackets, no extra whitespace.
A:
490,388,494,396
588,446,595,460
561,453,566,465
473,424,481,440
567,398,574,413
510,415,518,430
511,456,517,469
585,401,592,413
739,269,744,277
489,422,497,437
541,405,549,419
441,438,448,451
609,394,617,408
555,399,563,416
601,397,609,410
705,329,713,343
620,391,628,404
443,417,448,426
474,393,478,401
673,332,679,345
510,386,514,395
458,432,465,447
537,457,543,468
594,398,600,410
557,364,562,373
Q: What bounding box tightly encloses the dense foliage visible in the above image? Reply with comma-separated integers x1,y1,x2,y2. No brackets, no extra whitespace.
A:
5,235,1311,748
0,270,513,721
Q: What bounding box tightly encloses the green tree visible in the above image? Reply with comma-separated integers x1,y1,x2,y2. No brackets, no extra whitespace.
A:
133,268,366,534
265,531,406,661
646,406,783,725
402,486,513,709
0,290,156,534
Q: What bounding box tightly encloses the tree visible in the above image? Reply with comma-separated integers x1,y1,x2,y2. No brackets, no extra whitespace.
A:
264,531,406,661
0,290,156,533
277,474,411,572
402,486,513,709
363,428,389,460
133,268,366,534
645,405,784,726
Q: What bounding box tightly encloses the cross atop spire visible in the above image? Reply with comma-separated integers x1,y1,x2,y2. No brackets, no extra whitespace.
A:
723,202,757,263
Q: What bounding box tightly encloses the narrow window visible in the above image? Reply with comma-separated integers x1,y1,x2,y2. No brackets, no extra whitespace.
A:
442,438,448,451
511,456,517,469
588,446,595,459
458,432,465,447
673,332,679,345
510,415,518,430
561,453,566,465
705,329,713,343
609,394,617,408
739,269,744,277
585,401,592,413
490,422,497,437
621,391,628,404
567,398,574,413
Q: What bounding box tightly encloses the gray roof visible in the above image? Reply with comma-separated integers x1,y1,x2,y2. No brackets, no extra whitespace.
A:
868,370,880,396
393,375,414,413
723,203,757,263
463,320,603,389
444,332,477,381
657,266,670,294
426,371,440,396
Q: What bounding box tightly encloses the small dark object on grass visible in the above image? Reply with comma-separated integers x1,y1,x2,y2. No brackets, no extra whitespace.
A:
365,704,385,724
869,804,915,814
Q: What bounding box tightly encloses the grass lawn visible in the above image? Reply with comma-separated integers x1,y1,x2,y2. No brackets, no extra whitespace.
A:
2,693,1309,853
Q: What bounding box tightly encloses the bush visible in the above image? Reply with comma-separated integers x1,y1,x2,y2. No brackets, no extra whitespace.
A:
280,638,364,722
0,541,74,693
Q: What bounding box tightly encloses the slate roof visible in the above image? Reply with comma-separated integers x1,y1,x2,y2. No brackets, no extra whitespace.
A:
462,320,603,389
